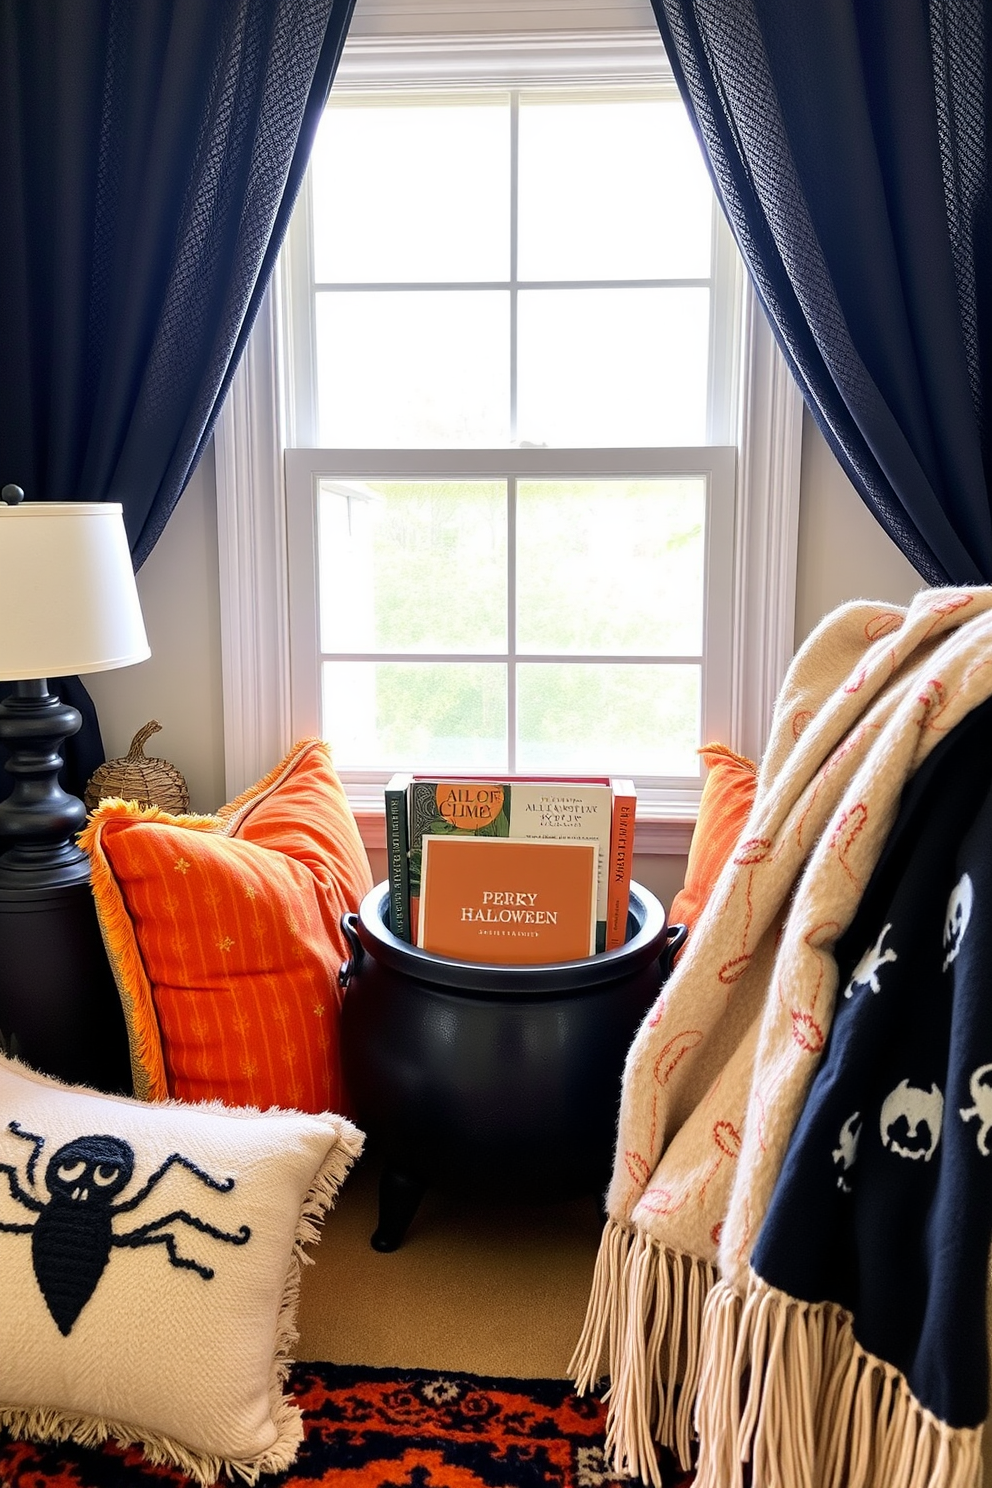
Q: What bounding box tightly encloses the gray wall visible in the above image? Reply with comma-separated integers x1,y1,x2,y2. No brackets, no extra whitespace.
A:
87,442,226,814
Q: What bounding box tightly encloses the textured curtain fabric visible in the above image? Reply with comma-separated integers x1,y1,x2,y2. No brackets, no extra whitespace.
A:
0,0,353,568
0,0,354,810
651,0,992,586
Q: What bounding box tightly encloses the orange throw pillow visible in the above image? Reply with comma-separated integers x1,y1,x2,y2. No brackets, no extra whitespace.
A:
668,743,757,936
80,739,373,1113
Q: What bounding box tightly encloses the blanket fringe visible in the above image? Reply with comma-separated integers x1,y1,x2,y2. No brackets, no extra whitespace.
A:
693,1275,984,1488
568,1219,717,1486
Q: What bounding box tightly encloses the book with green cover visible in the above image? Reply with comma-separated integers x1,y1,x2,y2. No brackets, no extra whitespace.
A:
407,777,615,951
383,772,412,940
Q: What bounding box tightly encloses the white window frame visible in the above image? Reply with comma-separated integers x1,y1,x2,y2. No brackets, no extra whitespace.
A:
284,445,736,802
214,25,802,855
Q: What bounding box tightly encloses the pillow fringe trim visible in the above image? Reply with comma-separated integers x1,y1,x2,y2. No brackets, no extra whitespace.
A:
569,1219,718,1486
274,1121,366,1382
0,1120,364,1487
79,808,195,1100
0,1404,282,1486
268,1120,365,1433
698,741,757,772
693,1273,984,1488
217,738,328,834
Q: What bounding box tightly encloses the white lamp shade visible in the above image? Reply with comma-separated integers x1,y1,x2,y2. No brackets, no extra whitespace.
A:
0,502,150,681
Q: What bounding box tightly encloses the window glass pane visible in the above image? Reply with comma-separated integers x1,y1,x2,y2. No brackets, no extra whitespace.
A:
318,480,506,653
316,291,509,446
517,663,700,776
322,661,507,770
516,288,709,446
518,97,712,281
516,479,705,654
312,99,510,282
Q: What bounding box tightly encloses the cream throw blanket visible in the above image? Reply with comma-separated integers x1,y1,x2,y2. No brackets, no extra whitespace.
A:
571,587,992,1488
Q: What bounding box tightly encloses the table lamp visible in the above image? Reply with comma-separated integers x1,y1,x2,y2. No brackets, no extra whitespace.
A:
0,485,150,1090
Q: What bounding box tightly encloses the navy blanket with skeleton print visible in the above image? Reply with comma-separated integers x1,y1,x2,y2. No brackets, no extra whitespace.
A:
751,693,992,1429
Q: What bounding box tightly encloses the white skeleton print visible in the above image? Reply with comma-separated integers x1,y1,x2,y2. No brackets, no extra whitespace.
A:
960,1063,992,1155
831,1111,861,1192
943,874,974,971
880,1079,944,1161
844,923,897,998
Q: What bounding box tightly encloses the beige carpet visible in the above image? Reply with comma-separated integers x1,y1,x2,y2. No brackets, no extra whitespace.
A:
296,1146,605,1378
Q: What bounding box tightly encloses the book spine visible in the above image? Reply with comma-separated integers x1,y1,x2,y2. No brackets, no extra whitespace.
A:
605,783,636,951
384,779,411,942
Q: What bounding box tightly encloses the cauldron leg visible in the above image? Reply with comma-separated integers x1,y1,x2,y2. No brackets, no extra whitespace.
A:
371,1164,426,1252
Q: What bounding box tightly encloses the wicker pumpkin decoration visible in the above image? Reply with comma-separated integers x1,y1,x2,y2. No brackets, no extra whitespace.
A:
85,721,190,814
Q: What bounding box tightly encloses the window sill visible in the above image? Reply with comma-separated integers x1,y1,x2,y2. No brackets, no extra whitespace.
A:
352,802,695,858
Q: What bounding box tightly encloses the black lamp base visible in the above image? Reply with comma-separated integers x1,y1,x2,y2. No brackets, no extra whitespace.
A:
0,680,89,887
0,879,132,1092
0,680,132,1093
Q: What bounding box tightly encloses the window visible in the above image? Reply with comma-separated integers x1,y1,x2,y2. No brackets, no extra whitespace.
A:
282,68,741,812
214,23,802,852
286,446,734,784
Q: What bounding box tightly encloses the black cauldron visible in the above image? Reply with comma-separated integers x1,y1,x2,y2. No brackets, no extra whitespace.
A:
339,881,684,1250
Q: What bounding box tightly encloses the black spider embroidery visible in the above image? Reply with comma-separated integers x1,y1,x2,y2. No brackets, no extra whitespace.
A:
0,1122,251,1335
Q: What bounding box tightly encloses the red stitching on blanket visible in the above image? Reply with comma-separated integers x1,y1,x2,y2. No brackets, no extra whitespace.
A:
654,1030,704,1085
646,1088,660,1157
865,611,903,642
916,678,946,727
830,802,868,886
927,592,972,619
754,1089,769,1153
734,837,771,864
791,1008,825,1052
844,663,869,695
735,1200,753,1261
794,726,876,851
713,1120,742,1157
639,1185,689,1217
841,612,904,699
718,954,751,985
697,1120,742,1205
846,611,907,691
806,920,842,1011
917,660,992,734
646,989,671,1028
624,1150,652,1186
911,593,974,649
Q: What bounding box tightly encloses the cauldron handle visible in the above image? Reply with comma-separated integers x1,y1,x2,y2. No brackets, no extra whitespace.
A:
339,911,364,990
659,922,688,983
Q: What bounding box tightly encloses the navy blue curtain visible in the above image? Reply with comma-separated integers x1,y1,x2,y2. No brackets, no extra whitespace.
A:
0,0,354,803
0,0,354,567
651,0,992,586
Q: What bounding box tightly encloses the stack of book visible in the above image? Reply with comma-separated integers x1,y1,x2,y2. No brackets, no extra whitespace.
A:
384,774,636,965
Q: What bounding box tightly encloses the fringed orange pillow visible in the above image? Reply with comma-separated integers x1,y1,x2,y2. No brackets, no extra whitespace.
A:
80,739,373,1114
668,743,757,936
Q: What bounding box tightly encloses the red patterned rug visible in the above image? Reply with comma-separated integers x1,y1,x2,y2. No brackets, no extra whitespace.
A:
0,1364,696,1488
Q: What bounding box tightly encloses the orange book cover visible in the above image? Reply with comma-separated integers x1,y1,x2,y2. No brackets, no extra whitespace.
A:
605,778,637,951
417,835,599,965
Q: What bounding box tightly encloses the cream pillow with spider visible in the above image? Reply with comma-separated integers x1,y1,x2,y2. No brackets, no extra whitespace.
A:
0,1053,363,1484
